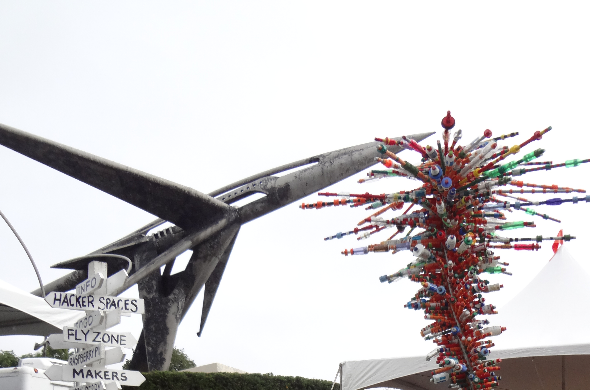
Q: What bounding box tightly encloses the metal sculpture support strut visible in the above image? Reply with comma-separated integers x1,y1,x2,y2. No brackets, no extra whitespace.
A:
0,122,433,371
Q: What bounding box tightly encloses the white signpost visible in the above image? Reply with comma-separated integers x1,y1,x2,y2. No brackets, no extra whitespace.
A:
44,260,145,390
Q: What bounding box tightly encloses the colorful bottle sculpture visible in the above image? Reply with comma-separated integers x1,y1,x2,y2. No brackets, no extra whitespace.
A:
301,111,586,389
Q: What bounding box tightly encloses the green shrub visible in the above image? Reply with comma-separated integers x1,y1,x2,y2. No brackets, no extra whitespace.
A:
0,350,19,368
20,346,70,361
122,371,340,390
1,347,71,367
123,347,196,372
167,348,196,372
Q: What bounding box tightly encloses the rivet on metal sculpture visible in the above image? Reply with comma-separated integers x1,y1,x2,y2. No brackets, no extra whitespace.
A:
44,259,145,389
301,111,588,388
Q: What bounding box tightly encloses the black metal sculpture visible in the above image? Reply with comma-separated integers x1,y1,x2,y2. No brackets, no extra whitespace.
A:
0,122,433,371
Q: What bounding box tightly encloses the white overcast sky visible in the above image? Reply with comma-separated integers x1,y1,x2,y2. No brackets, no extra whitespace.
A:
1,1,590,381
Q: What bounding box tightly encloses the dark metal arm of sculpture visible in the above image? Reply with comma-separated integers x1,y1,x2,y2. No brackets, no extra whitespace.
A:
0,122,433,370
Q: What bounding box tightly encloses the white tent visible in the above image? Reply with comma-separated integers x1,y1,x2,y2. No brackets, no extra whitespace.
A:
340,246,590,390
182,362,248,374
0,279,83,337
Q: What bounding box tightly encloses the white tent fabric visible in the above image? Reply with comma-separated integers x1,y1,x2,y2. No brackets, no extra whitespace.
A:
0,279,84,336
341,246,590,390
341,356,435,390
182,362,248,374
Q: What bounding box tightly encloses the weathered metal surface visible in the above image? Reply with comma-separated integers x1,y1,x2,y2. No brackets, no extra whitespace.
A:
208,156,320,198
90,219,165,255
0,122,433,371
196,239,234,336
28,131,434,296
0,123,230,229
30,219,166,297
29,224,187,297
31,269,87,297
235,138,432,224
51,254,131,272
129,224,240,371
179,225,240,322
114,215,236,296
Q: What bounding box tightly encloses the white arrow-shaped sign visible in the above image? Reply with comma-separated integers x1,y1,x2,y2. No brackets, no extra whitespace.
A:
106,269,128,295
104,347,125,366
64,327,137,349
45,365,145,386
73,310,121,331
47,333,93,350
68,345,104,367
104,382,122,390
74,311,103,331
45,292,144,314
68,346,124,367
104,309,122,329
105,382,121,390
76,273,105,296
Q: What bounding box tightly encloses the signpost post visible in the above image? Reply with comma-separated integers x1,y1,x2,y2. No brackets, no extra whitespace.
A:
44,260,145,390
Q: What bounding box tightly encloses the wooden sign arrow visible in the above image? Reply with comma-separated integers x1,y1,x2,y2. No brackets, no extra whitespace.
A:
45,365,145,386
69,346,124,367
68,345,125,367
76,272,105,296
104,309,121,329
64,327,138,349
45,292,144,314
74,311,103,331
104,347,125,366
47,333,93,350
106,269,128,295
68,345,104,367
104,382,121,390
73,310,121,331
